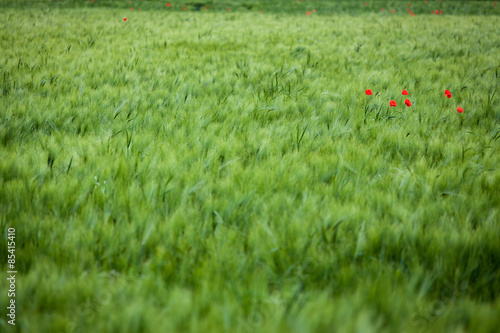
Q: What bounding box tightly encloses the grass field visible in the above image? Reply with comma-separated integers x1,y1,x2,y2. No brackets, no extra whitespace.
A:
1,1,499,332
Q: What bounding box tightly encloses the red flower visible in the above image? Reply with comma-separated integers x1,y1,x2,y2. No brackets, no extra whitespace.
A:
404,99,411,107
306,11,312,16
390,100,397,107
313,9,316,12
365,89,373,95
381,8,385,12
130,7,134,10
183,7,187,10
435,9,439,14
457,106,463,113
123,18,127,21
226,8,231,11
402,89,409,95
166,3,171,7
444,89,452,98
410,12,415,16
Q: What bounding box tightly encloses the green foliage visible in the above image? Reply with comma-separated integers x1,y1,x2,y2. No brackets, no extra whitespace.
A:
0,3,499,333
2,0,500,14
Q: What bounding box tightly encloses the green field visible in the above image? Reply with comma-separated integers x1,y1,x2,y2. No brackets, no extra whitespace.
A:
1,1,499,332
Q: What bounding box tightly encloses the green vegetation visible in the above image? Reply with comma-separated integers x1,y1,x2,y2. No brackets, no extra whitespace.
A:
3,0,500,15
1,1,499,332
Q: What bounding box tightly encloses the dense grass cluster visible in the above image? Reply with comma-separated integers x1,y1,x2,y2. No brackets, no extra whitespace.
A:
1,1,499,332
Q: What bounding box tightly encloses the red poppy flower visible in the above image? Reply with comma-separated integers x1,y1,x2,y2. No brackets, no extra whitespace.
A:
435,9,439,14
123,18,127,21
166,3,171,7
365,89,373,95
313,9,316,12
260,10,263,13
457,106,463,113
130,7,134,10
402,89,409,95
390,100,397,107
306,11,312,16
381,8,385,12
183,7,187,10
410,12,415,16
444,90,452,98
404,99,411,107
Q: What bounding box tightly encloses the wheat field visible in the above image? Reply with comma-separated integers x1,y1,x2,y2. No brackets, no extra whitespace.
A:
1,1,499,332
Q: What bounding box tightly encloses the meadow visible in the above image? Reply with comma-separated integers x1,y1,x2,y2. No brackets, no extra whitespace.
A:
0,1,499,332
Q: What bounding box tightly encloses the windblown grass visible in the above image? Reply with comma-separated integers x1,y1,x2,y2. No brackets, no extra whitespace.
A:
1,2,499,332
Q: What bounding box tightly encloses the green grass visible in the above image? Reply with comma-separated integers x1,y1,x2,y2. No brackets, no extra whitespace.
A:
1,1,499,332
